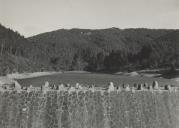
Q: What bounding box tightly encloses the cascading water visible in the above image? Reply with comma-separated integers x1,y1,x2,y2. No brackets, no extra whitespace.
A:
0,90,178,128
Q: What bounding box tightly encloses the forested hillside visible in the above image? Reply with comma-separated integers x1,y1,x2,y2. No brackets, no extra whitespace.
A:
0,24,178,75
29,28,179,72
0,24,40,75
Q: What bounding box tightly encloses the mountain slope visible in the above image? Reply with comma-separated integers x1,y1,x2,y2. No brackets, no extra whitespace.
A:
0,24,39,75
29,28,179,71
0,23,178,75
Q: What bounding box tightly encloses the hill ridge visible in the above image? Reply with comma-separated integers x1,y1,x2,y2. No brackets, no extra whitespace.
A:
0,24,178,75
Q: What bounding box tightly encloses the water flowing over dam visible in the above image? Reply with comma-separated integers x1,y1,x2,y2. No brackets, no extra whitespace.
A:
0,90,178,128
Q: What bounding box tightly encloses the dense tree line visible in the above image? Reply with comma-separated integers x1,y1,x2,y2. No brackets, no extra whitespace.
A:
0,24,178,75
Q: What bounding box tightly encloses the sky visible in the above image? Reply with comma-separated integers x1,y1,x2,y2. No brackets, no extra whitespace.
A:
0,0,178,37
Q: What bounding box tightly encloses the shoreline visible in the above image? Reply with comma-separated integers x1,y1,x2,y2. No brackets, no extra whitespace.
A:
6,71,62,80
6,70,90,80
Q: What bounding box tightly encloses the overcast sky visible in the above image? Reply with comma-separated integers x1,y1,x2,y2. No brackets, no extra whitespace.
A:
0,0,178,37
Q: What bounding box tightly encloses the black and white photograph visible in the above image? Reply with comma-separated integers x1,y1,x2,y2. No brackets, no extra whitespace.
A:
0,0,179,128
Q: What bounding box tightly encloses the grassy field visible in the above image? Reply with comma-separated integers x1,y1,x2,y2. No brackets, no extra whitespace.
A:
16,72,179,87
